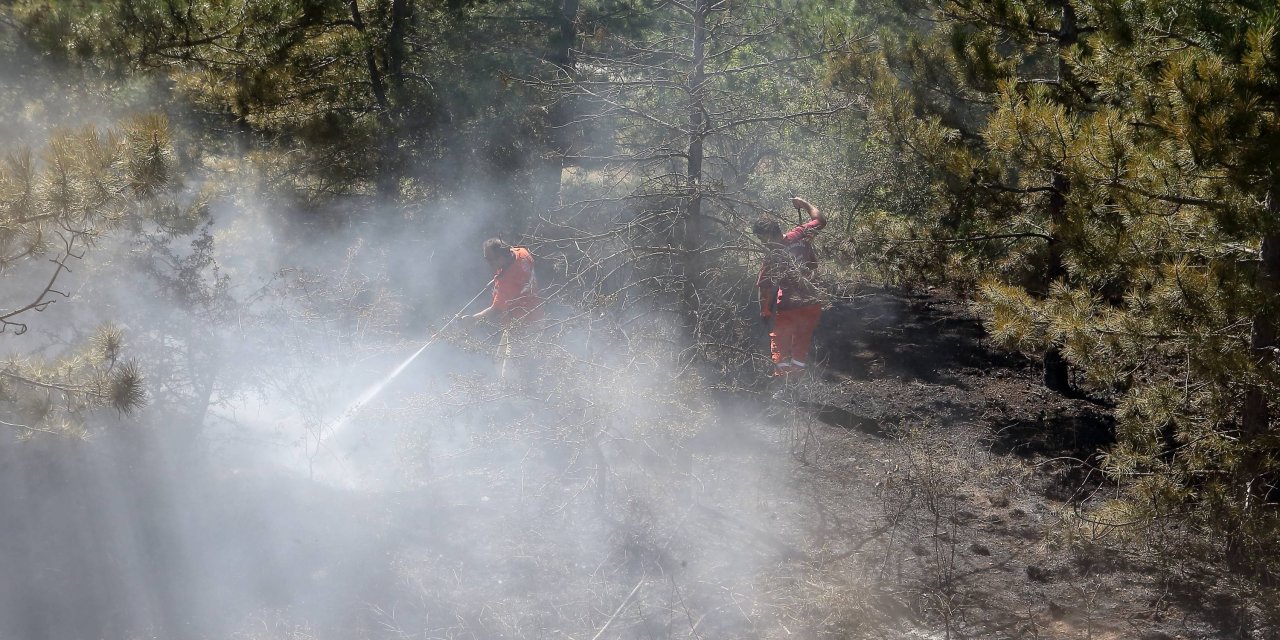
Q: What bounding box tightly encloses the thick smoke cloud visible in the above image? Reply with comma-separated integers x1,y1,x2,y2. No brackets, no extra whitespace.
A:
0,26,901,640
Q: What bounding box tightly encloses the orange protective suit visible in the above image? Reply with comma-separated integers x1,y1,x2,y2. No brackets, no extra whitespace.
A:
491,247,543,324
758,217,825,375
770,305,822,374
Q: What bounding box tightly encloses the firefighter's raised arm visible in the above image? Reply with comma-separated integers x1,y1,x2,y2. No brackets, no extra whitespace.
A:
790,197,824,225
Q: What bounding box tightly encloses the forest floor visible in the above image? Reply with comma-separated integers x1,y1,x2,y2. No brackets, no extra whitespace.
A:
781,287,1273,639
14,287,1274,640
296,286,1275,640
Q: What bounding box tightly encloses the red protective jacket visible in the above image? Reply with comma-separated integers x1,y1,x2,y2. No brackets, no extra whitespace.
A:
757,217,825,311
492,247,543,323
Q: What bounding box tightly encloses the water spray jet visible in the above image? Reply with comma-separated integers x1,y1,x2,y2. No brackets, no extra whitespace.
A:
328,277,496,435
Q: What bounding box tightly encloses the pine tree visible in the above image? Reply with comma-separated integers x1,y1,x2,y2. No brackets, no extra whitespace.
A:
0,115,189,437
539,0,858,365
832,0,1101,393
841,0,1280,559
11,0,579,207
1065,0,1280,555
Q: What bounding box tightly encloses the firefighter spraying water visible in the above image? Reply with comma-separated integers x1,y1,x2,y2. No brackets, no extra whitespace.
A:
330,236,545,434
328,275,496,434
307,237,545,488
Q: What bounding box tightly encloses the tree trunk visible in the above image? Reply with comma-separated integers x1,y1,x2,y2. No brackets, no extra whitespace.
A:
386,0,412,121
1043,346,1071,394
1042,170,1073,395
531,0,580,226
679,0,708,342
1243,234,1279,436
1038,4,1080,396
349,0,402,201
1242,190,1280,507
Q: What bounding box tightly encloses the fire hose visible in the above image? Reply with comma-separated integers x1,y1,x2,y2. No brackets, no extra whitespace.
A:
331,275,498,428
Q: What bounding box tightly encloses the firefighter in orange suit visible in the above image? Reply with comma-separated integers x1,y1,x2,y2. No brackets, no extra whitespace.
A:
468,238,544,325
753,197,826,376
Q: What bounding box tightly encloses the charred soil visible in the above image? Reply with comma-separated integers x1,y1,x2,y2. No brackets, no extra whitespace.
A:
776,286,1275,639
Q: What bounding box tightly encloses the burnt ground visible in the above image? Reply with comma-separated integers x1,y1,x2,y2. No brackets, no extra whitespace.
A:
8,287,1276,640
317,286,1278,640
777,286,1277,639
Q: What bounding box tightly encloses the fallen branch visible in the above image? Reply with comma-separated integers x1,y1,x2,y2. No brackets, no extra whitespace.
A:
589,577,644,640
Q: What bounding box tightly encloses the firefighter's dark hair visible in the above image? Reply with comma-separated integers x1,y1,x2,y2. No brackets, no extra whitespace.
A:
752,216,782,239
482,237,512,260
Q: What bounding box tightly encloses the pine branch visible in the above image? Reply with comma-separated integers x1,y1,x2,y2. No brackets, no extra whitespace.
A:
0,238,80,334
473,13,557,25
705,36,872,77
664,0,696,16
571,84,684,133
0,370,94,395
983,182,1058,195
1103,181,1227,209
703,102,860,136
0,418,69,438
889,232,1053,246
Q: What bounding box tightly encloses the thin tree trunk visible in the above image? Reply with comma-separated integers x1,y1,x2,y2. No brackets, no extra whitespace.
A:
1241,189,1280,507
1041,4,1079,395
349,0,402,200
349,0,392,119
388,1,410,69
1043,170,1072,394
386,0,411,121
1243,238,1279,436
531,0,580,225
680,0,708,342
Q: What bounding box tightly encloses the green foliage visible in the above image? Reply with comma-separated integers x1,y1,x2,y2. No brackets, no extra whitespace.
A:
0,113,199,437
838,0,1280,565
10,0,600,208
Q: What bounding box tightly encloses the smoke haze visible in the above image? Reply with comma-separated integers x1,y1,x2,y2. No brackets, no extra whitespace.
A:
0,15,911,640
